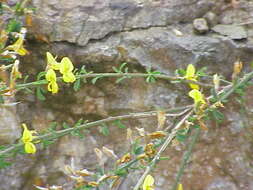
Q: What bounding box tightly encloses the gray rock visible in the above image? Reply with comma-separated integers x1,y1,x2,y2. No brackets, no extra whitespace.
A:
193,18,209,33
204,11,218,27
0,105,21,144
212,24,247,40
30,0,215,46
205,178,237,190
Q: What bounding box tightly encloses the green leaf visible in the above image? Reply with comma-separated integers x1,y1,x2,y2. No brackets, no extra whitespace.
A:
91,76,102,84
41,140,56,149
24,87,33,94
99,124,109,136
196,67,208,77
23,75,29,83
133,146,143,155
113,120,126,129
49,122,58,130
76,118,84,126
70,130,84,139
0,158,12,169
112,66,119,73
36,87,46,101
192,124,200,129
158,156,170,161
146,75,156,83
0,57,15,63
119,63,127,71
73,79,81,91
6,19,21,33
116,76,127,83
176,134,187,142
114,168,128,176
63,122,70,129
37,71,47,80
175,69,186,77
211,109,224,123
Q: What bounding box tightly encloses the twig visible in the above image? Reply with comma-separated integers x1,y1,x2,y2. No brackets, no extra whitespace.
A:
170,127,201,190
0,106,192,157
133,110,193,190
0,72,213,93
219,72,253,101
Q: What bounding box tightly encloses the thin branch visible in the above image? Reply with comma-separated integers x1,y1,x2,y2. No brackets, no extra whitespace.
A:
133,110,193,190
0,72,213,93
0,106,192,157
170,127,201,190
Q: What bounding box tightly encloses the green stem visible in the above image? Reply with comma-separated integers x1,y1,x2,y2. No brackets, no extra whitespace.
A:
0,106,191,157
171,127,201,190
219,71,253,101
0,72,213,93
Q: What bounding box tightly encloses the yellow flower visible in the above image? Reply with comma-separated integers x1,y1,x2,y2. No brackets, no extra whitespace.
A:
21,124,37,154
59,57,76,83
46,52,61,70
177,184,183,190
6,37,28,56
24,142,36,154
188,89,206,105
142,175,154,190
46,69,59,94
184,64,199,90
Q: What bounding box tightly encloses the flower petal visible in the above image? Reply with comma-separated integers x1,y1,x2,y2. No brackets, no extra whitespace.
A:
48,81,59,94
143,175,154,190
46,69,57,82
24,142,36,154
188,89,205,105
60,57,74,74
185,64,196,79
177,184,183,190
62,72,76,83
46,52,60,70
189,81,199,90
22,124,33,143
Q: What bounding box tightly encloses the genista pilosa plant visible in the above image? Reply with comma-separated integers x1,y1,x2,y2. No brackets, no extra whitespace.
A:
0,1,251,190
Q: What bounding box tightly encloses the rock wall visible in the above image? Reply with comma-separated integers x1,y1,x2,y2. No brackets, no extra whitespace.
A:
1,0,253,190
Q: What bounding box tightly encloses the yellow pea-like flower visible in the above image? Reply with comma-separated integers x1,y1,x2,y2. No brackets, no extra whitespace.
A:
47,80,59,94
46,52,61,70
185,64,195,79
184,64,199,90
46,69,57,82
62,71,76,83
59,57,76,83
21,124,37,154
177,184,183,190
22,124,34,143
188,89,206,105
6,37,28,56
142,175,154,190
46,69,59,94
24,142,36,154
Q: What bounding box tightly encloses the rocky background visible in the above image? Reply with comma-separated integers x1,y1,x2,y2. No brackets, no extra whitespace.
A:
1,0,253,189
